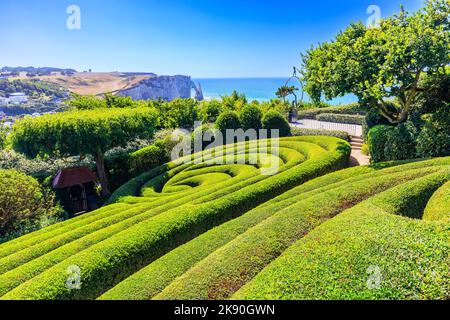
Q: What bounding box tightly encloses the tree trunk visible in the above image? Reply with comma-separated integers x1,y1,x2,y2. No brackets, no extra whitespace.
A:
95,153,111,197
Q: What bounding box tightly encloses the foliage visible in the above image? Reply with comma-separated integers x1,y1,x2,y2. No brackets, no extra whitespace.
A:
129,140,170,176
302,0,450,123
158,98,198,129
197,100,223,123
383,122,418,161
276,86,298,102
259,99,291,115
0,126,7,150
9,108,158,196
0,170,64,242
0,79,66,99
67,95,107,110
221,91,248,111
239,104,262,131
416,107,450,158
262,111,292,137
367,125,394,162
215,111,241,133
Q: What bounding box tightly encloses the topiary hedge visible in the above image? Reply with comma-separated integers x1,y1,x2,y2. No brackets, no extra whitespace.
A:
262,111,291,137
291,127,350,141
316,113,365,125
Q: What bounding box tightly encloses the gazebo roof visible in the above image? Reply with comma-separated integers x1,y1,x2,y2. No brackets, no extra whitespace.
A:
53,167,98,189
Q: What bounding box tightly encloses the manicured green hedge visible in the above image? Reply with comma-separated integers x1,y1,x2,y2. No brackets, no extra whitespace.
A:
291,127,350,141
0,136,350,300
316,113,365,125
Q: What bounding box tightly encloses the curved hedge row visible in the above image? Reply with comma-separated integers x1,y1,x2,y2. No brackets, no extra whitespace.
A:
0,136,350,300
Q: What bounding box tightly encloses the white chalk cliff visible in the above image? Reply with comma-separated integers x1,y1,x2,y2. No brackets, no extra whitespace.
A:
118,75,203,101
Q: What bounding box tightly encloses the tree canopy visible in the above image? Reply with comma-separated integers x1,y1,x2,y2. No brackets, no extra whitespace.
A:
10,108,158,196
302,0,449,123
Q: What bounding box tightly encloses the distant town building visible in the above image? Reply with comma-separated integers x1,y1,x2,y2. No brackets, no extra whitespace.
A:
8,92,28,104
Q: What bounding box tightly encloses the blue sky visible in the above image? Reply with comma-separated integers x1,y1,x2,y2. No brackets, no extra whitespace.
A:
0,0,423,77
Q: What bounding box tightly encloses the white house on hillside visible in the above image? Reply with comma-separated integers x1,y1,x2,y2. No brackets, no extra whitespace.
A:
8,92,28,104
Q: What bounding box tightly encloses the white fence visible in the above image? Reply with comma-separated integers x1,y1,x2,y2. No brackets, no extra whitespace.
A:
293,119,363,137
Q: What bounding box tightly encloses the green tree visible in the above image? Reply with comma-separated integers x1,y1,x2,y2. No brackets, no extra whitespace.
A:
10,108,158,196
276,85,298,103
302,0,449,124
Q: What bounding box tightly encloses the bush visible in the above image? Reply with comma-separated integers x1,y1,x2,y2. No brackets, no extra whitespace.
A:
367,125,394,162
129,141,170,175
215,111,241,132
416,107,450,158
0,126,7,150
361,143,370,156
262,111,291,137
0,170,64,242
239,104,262,131
383,122,418,161
197,100,223,123
363,108,391,140
291,127,350,141
316,113,365,125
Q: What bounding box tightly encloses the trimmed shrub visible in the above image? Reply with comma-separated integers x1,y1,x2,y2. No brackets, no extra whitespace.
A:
291,127,350,141
383,122,418,161
362,108,392,139
361,143,370,156
416,107,450,158
0,170,64,242
191,124,222,152
0,126,7,150
215,111,241,132
262,111,291,137
316,113,365,125
239,104,262,131
367,125,394,162
129,140,170,175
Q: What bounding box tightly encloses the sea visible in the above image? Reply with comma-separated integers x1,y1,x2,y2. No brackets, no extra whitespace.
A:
193,78,357,105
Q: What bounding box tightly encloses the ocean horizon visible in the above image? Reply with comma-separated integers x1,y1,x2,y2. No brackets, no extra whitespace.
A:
193,77,358,105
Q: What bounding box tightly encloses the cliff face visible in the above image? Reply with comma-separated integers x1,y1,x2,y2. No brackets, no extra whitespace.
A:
118,75,203,101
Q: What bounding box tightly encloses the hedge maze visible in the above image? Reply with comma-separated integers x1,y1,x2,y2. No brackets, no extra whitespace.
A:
1,135,448,300
0,136,351,300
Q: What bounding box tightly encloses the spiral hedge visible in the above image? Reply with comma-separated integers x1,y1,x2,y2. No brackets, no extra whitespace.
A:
0,136,351,300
